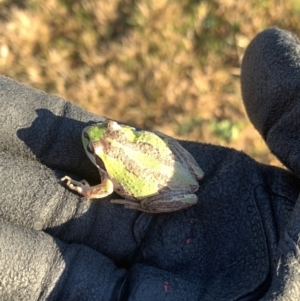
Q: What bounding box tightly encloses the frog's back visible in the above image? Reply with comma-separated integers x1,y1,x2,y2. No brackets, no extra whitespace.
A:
101,135,172,198
101,130,198,199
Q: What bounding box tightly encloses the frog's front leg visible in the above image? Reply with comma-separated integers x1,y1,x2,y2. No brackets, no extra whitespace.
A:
61,168,114,199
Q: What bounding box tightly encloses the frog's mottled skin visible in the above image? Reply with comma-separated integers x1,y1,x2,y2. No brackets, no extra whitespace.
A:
61,120,204,213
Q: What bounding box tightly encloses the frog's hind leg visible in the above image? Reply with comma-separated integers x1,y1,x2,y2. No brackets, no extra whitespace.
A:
154,131,204,180
110,198,154,213
111,192,198,213
141,192,198,213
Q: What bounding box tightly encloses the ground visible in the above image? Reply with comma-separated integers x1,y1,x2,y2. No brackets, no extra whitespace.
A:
1,0,300,166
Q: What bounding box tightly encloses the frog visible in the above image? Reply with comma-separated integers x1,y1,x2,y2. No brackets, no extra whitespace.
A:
61,120,204,213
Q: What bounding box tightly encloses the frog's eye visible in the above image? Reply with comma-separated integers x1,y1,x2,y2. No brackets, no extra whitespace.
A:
83,132,89,139
87,143,94,154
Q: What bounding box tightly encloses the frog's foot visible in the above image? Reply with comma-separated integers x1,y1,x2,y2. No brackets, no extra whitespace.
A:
61,176,90,195
61,176,89,188
61,175,114,199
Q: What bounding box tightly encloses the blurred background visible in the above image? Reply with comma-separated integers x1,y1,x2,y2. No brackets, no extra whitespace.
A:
0,0,299,166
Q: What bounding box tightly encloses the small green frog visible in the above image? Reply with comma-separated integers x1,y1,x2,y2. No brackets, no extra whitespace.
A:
61,120,204,213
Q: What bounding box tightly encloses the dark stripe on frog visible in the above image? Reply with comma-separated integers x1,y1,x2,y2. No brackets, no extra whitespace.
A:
120,128,173,157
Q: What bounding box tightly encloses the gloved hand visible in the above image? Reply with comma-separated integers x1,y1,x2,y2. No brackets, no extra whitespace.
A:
1,27,300,301
241,27,300,301
242,28,300,179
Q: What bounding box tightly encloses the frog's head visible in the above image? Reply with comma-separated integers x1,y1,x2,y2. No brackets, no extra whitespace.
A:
82,120,136,168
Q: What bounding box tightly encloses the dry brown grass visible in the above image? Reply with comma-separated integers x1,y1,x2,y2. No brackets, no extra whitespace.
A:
1,0,300,166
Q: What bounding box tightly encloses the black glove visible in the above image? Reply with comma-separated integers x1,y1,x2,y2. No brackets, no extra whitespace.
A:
1,26,300,300
242,28,300,179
